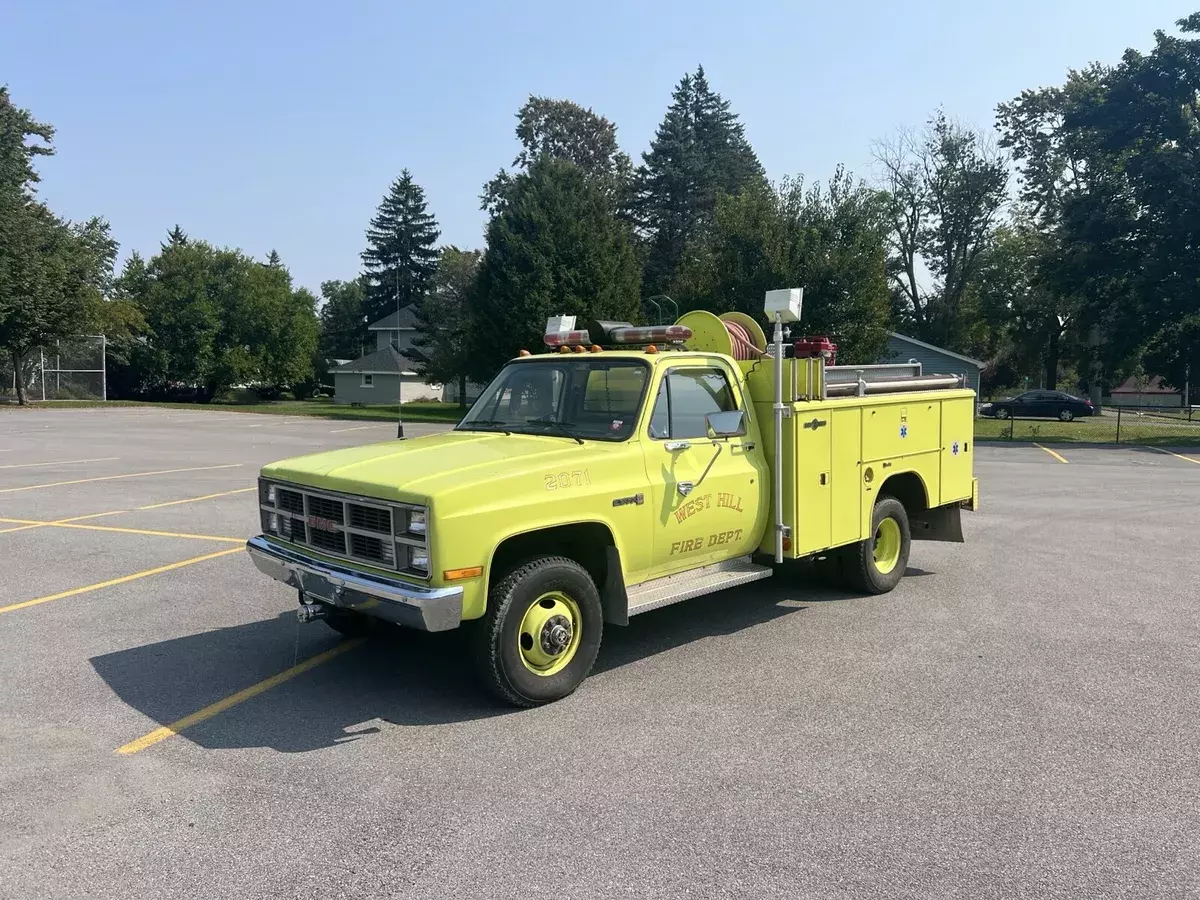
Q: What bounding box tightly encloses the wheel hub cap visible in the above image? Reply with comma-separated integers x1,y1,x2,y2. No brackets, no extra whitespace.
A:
541,616,573,655
518,591,583,676
873,517,902,575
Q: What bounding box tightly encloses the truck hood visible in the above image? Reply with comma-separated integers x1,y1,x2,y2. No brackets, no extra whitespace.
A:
261,430,608,503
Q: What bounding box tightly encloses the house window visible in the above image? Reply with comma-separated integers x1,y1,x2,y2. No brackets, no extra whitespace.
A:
361,374,374,388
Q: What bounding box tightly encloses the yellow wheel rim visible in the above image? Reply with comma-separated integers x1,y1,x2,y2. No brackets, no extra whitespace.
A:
518,591,582,676
873,517,902,575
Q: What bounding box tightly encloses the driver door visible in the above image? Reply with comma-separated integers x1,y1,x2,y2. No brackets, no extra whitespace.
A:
642,363,766,578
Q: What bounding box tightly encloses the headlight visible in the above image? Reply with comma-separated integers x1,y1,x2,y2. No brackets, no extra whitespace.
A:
261,511,278,534
410,550,429,574
408,510,426,536
267,484,276,504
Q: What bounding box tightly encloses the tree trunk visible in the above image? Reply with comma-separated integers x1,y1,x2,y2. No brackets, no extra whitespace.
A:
458,373,467,410
11,349,27,406
1044,326,1060,391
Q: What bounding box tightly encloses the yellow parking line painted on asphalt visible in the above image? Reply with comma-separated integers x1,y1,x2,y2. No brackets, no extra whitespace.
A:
0,487,255,536
0,510,119,535
0,547,243,616
115,639,366,755
0,456,119,470
1149,446,1200,466
329,425,377,433
0,517,244,544
0,463,240,494
1034,443,1069,464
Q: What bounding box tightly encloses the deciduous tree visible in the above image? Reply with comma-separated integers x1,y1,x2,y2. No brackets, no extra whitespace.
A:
483,97,632,213
411,247,482,407
674,168,892,364
874,111,1009,353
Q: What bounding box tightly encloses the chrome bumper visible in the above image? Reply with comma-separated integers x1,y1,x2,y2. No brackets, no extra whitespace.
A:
245,535,463,632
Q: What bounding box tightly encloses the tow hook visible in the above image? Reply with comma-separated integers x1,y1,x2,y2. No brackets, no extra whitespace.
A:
297,599,329,624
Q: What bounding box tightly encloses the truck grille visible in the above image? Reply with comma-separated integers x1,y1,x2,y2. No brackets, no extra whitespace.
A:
259,479,427,577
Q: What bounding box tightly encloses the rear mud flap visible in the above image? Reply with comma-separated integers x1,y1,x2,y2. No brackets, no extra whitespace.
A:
910,505,964,543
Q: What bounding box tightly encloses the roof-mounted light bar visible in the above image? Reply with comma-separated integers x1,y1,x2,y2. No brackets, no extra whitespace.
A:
608,324,692,345
543,330,592,347
541,316,693,351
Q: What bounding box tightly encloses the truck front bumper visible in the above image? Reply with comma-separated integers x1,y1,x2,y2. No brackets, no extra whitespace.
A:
245,535,463,632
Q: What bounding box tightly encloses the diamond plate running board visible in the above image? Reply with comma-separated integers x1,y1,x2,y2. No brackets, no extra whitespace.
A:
626,556,773,617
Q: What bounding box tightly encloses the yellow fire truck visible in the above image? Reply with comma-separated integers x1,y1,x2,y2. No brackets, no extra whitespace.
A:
247,289,979,706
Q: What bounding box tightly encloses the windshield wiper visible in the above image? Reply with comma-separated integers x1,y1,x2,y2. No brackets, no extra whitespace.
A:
525,416,584,445
459,418,512,435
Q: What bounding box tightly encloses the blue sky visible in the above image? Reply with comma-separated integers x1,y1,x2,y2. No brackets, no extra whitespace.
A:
2,0,1192,295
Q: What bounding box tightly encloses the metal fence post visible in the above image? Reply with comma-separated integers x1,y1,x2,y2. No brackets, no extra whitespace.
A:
1115,406,1122,444
1008,414,1014,441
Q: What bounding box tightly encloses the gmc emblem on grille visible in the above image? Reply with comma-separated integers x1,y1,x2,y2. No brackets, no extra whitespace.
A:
306,515,338,533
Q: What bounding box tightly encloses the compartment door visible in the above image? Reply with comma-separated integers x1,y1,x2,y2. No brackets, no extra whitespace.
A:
939,398,975,505
793,413,832,555
830,407,862,547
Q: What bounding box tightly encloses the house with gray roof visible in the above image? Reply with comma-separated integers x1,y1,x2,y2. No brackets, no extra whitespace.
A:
880,332,986,396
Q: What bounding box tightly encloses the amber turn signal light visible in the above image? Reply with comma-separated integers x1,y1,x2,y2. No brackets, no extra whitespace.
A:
443,566,483,582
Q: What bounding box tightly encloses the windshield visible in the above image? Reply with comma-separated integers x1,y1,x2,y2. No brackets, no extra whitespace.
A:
457,359,651,442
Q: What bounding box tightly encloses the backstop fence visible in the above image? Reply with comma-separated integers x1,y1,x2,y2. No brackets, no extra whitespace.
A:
0,336,107,402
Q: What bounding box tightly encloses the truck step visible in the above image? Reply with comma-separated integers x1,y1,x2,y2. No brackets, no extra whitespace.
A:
626,556,773,617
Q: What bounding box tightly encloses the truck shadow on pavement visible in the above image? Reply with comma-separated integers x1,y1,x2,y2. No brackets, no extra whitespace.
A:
90,573,865,753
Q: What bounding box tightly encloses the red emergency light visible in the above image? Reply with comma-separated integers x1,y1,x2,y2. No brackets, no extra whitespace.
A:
607,324,692,345
543,330,592,348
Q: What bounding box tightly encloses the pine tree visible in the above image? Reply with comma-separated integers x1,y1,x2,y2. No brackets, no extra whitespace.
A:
361,170,440,326
162,224,188,249
265,249,283,268
634,66,764,297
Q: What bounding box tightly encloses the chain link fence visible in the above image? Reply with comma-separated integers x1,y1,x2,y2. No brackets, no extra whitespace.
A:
0,336,107,402
978,405,1200,446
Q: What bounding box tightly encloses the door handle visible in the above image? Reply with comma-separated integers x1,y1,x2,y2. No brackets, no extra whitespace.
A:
665,441,691,452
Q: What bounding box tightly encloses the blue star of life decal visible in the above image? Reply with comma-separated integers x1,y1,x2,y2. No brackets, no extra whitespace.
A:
952,441,960,455
899,423,908,438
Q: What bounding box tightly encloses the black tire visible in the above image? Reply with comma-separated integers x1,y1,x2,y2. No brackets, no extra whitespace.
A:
995,407,1010,420
324,607,377,638
472,556,603,708
843,496,912,595
1059,409,1074,422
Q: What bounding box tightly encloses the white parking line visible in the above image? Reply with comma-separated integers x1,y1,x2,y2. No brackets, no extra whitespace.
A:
329,425,378,433
0,456,119,470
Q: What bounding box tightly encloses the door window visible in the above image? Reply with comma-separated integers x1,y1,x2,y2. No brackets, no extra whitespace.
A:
649,367,738,440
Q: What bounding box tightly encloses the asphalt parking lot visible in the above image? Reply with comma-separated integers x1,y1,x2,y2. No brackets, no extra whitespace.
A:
1,408,1198,899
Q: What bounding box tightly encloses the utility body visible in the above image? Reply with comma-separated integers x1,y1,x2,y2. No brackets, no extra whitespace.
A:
247,290,979,706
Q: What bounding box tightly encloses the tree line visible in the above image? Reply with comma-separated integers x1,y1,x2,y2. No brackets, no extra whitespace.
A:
3,10,1198,406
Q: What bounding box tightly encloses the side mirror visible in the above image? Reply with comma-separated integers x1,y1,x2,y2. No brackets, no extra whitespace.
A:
706,410,747,438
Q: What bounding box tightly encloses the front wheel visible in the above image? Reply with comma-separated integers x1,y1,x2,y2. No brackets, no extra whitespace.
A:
1059,409,1074,422
472,556,603,707
844,496,912,595
995,407,1010,420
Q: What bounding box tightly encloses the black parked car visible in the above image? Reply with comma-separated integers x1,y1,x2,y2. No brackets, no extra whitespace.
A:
980,390,1098,422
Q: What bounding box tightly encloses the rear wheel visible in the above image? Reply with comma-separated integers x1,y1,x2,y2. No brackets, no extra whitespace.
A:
472,556,603,707
1059,409,1074,422
844,496,911,595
